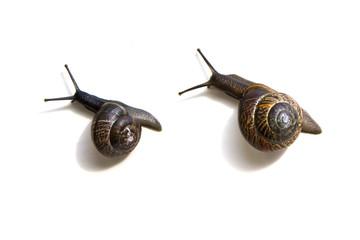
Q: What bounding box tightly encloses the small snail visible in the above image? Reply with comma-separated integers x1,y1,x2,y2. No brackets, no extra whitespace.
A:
179,49,321,152
45,65,162,158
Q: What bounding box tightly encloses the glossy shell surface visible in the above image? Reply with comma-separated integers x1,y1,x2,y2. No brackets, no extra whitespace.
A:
91,102,141,157
238,84,303,152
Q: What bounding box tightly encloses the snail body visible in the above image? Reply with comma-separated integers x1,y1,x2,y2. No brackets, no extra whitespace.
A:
45,65,161,158
179,49,321,152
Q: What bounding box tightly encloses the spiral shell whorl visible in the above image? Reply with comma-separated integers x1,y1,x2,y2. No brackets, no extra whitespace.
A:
91,102,141,158
238,85,303,152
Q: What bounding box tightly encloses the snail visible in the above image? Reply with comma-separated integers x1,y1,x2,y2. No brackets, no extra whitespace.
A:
45,65,162,158
179,49,321,152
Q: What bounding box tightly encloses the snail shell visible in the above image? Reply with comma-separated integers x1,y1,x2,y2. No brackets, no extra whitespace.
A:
239,84,303,152
91,102,141,157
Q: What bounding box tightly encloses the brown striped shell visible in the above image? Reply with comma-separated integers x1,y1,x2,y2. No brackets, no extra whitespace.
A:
91,102,141,158
238,84,303,152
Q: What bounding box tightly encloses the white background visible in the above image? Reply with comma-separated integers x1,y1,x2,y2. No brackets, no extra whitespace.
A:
1,0,359,239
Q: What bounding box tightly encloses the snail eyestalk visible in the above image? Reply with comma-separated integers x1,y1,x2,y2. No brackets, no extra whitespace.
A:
64,64,80,91
44,96,74,102
44,64,80,103
178,81,211,96
178,49,219,96
197,48,218,74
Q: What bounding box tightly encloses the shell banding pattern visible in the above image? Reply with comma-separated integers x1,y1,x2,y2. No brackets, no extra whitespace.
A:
238,84,303,152
91,102,141,158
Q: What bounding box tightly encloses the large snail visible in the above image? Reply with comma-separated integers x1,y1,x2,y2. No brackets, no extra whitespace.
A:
179,49,321,152
45,65,162,158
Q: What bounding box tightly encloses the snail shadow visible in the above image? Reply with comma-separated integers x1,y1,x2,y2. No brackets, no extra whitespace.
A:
222,110,285,171
180,89,285,171
42,102,127,171
204,90,285,171
70,103,127,171
75,122,127,171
